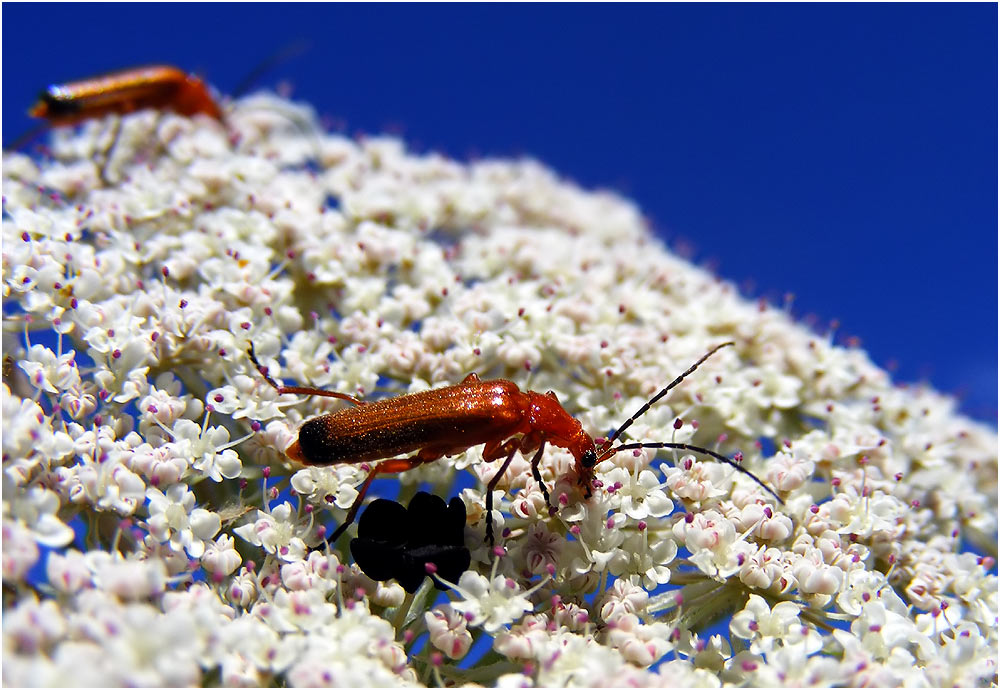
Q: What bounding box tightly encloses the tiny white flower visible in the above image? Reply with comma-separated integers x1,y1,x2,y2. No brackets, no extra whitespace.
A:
837,568,890,616
731,594,822,655
18,344,81,394
1,520,41,581
3,593,67,656
448,570,537,633
46,548,93,594
280,550,340,593
599,577,650,623
202,534,242,577
290,465,363,510
609,522,678,588
663,457,731,502
604,466,674,520
88,553,168,600
168,418,243,482
233,502,309,562
790,547,845,597
672,509,748,579
604,612,674,667
6,485,75,547
146,484,221,558
425,604,473,659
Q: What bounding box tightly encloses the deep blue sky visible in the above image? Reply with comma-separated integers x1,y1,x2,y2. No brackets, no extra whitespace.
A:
3,4,996,423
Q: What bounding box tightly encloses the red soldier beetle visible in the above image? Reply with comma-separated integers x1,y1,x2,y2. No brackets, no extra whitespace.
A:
25,42,310,134
15,44,310,155
248,341,782,546
28,65,224,126
12,64,224,179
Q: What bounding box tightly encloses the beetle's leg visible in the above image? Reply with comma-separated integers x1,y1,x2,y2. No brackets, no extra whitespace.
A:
485,446,520,547
527,441,551,507
98,115,123,185
328,454,435,543
498,432,550,508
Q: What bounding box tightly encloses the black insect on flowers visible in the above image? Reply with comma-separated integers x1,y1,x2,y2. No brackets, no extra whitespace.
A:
350,492,471,593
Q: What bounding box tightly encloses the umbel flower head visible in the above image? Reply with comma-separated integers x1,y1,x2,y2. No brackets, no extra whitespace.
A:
351,492,471,593
1,93,996,687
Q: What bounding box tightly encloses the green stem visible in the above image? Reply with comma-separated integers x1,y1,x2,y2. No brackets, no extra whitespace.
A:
393,590,416,634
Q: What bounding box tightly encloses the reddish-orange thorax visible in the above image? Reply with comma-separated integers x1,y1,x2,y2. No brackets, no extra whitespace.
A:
523,391,597,493
172,74,223,119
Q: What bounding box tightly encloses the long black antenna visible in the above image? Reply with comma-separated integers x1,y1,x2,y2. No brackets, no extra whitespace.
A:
603,341,734,447
231,40,312,100
597,341,783,503
611,441,783,504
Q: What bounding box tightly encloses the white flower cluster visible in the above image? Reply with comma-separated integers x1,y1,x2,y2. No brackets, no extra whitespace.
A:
2,94,996,687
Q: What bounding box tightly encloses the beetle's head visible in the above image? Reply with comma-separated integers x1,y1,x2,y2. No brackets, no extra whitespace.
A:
567,436,600,499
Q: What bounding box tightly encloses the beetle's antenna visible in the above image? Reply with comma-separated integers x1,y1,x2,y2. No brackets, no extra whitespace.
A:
230,40,311,100
603,342,735,448
247,342,363,405
4,122,49,152
608,441,783,504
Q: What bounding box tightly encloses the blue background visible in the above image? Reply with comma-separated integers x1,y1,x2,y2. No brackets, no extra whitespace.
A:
3,3,996,423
